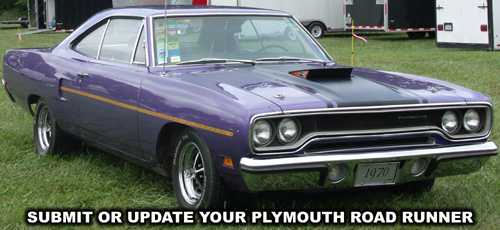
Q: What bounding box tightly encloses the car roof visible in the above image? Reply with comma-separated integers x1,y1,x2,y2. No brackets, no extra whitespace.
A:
100,5,291,18
56,5,294,52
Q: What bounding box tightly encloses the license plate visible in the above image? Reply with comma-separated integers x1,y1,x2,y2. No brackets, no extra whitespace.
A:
354,162,399,187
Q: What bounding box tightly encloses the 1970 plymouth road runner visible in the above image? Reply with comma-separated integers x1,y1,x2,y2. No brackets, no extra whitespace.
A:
2,6,498,209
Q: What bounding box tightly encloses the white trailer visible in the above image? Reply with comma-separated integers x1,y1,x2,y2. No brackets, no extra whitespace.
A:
208,0,346,38
112,0,346,38
436,0,500,50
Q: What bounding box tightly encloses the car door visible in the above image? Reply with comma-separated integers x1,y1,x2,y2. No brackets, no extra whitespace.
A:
72,17,147,159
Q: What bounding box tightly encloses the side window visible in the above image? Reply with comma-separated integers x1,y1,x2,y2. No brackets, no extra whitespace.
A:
74,23,107,58
133,27,146,65
100,19,143,64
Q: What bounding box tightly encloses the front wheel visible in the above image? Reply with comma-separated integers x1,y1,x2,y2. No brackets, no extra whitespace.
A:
33,99,78,155
172,128,229,209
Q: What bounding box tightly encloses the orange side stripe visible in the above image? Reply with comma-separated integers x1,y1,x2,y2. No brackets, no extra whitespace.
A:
60,86,234,137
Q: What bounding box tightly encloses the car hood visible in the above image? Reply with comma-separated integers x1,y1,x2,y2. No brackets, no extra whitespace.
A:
165,63,489,112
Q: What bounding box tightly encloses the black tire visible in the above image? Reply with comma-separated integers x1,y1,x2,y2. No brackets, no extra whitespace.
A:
33,99,78,156
407,32,427,39
172,128,229,210
308,22,324,39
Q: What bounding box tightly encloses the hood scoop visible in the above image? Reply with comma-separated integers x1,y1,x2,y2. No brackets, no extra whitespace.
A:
289,67,353,81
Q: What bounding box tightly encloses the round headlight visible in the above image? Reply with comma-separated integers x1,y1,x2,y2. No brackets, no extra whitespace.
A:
463,109,481,133
277,118,300,143
253,120,273,146
442,110,459,134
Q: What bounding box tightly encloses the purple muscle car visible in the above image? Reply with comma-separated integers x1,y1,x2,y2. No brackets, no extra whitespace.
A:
2,5,497,209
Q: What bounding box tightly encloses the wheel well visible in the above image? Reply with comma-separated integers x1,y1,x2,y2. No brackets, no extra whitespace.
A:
156,122,188,175
27,95,40,116
310,21,326,30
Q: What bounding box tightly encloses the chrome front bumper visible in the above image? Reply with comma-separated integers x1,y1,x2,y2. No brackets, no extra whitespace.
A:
240,142,498,191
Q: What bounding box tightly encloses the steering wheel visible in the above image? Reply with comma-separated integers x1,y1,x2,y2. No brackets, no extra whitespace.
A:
257,45,289,52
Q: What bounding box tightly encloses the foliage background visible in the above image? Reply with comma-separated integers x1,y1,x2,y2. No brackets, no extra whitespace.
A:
0,0,28,20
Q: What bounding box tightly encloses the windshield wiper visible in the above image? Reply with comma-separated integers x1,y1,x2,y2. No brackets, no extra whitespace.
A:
256,56,328,66
176,58,255,66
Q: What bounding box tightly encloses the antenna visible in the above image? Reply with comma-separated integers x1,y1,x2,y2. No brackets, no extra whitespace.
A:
162,0,168,75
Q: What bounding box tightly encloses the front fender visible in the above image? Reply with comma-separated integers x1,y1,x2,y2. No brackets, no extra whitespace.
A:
137,71,281,191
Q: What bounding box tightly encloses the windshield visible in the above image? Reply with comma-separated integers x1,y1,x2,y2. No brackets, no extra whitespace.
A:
153,15,331,66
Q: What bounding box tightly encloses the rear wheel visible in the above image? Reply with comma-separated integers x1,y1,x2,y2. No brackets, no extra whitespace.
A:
172,128,229,209
34,99,78,155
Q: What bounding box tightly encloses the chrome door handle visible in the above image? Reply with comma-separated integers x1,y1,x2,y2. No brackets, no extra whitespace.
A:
77,73,88,83
77,73,89,78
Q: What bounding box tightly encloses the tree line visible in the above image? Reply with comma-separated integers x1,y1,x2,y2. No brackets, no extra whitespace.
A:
0,0,27,19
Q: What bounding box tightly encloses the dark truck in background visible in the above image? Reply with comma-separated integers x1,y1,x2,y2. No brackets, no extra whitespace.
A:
345,0,436,38
54,0,112,31
28,0,112,31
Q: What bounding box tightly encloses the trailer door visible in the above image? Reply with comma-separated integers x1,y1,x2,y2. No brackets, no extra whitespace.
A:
437,0,489,45
345,0,385,29
387,0,435,30
327,0,345,32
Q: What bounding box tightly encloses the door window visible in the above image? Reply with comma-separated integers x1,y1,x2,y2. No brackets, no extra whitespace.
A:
100,19,144,64
74,18,145,64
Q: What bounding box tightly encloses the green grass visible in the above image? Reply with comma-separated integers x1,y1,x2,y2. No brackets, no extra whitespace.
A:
1,25,499,229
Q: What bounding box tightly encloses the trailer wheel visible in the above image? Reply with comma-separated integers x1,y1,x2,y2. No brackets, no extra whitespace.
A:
308,22,324,39
407,32,426,39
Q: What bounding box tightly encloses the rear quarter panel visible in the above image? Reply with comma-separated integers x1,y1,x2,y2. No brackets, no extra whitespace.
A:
3,48,81,125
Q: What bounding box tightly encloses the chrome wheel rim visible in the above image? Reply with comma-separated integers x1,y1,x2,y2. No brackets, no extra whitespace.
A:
178,142,205,205
310,25,322,38
37,106,51,151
